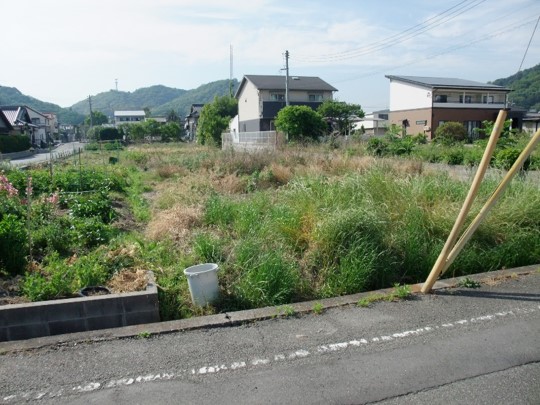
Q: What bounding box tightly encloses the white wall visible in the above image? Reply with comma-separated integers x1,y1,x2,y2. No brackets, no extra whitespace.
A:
389,80,431,111
237,81,261,122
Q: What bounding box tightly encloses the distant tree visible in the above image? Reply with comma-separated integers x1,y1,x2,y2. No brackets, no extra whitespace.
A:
98,127,121,141
127,122,146,142
161,122,183,142
434,122,468,145
84,111,108,126
197,96,238,146
143,107,151,118
274,105,326,141
317,100,364,136
166,109,180,123
143,119,161,141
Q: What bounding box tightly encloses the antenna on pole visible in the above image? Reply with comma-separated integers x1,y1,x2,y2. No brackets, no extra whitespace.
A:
284,50,290,106
229,45,233,97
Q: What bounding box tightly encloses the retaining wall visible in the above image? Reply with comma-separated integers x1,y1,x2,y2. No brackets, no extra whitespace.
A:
0,272,159,342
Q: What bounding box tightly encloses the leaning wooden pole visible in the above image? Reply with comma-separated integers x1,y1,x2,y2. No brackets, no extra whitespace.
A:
442,127,540,271
421,109,508,293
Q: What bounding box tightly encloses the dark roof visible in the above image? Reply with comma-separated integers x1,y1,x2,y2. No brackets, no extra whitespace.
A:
385,75,510,92
0,110,13,131
236,75,337,98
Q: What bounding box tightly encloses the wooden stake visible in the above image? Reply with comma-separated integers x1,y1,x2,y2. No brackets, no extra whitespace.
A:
421,109,507,293
443,127,540,271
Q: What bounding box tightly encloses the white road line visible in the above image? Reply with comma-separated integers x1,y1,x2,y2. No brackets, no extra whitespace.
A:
3,304,538,403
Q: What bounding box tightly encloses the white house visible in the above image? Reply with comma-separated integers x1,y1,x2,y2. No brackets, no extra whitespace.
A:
114,110,146,125
353,110,389,136
385,75,511,140
235,75,337,132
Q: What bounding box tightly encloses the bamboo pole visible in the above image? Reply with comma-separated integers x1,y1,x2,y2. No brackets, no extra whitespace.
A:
442,127,540,272
421,109,508,293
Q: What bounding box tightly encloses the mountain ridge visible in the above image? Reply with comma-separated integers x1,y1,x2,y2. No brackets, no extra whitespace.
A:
0,79,238,125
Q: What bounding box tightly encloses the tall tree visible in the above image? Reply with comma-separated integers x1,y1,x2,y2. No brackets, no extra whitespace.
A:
166,109,180,123
197,96,238,146
84,111,108,126
317,100,364,136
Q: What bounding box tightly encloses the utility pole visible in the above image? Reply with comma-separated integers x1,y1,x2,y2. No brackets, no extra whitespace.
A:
229,45,233,98
115,78,118,92
88,95,94,128
284,50,290,106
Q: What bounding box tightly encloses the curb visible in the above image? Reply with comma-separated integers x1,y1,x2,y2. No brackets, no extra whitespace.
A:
1,264,538,353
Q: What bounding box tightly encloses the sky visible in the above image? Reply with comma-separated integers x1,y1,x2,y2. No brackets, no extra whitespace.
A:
2,0,540,111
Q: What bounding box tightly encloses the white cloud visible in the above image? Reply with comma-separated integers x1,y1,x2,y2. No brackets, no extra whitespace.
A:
1,0,539,107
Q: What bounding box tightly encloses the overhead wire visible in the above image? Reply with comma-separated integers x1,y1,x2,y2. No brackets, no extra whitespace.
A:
294,0,486,62
331,16,540,84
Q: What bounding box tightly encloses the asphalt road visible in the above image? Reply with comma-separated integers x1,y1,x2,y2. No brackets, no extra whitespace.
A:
1,271,539,404
6,142,85,167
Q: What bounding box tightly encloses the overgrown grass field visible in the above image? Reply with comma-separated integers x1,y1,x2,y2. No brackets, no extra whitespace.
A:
1,141,539,320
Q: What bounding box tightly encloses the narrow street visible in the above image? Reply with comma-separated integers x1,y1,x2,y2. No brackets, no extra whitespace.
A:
1,271,539,404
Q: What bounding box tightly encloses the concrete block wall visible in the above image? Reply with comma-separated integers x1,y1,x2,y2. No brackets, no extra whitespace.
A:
0,272,159,342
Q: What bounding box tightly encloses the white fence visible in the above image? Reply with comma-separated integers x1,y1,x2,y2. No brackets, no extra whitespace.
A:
222,131,285,151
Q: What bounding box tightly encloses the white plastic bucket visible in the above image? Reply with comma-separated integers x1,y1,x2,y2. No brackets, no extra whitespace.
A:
183,263,219,306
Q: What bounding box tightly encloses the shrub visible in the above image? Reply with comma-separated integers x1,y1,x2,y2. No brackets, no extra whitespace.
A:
366,137,389,156
493,148,526,171
65,191,116,223
0,214,28,275
434,122,467,145
0,135,31,153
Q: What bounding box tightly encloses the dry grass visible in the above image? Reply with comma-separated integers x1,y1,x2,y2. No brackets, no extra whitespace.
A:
145,205,202,245
213,173,248,194
107,269,148,293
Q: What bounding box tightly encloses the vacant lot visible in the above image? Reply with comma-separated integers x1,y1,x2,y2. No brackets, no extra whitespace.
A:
2,142,539,320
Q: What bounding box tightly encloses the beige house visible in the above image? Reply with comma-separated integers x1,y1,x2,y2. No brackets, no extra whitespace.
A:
386,75,511,140
235,75,337,132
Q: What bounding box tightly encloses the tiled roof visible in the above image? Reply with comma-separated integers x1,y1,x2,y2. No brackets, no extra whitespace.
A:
236,75,337,97
385,75,509,91
0,107,21,125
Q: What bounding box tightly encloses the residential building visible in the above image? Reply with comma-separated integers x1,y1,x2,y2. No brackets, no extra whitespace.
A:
0,110,13,135
523,111,540,134
235,75,337,132
43,112,59,140
185,104,204,141
114,110,146,125
25,106,50,147
0,106,38,145
353,110,389,136
385,75,512,140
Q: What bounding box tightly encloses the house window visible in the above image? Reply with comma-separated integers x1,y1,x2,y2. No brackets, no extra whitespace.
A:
271,93,285,101
459,95,472,103
308,94,323,102
483,95,494,104
435,95,447,103
465,121,482,140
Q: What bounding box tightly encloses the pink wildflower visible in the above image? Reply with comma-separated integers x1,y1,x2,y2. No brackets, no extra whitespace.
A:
0,172,19,197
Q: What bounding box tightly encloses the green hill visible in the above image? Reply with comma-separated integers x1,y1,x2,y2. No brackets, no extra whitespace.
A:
491,63,540,111
1,78,237,126
0,86,85,125
153,79,239,117
70,79,238,119
70,85,187,117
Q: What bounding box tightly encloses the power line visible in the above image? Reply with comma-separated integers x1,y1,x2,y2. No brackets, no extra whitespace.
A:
333,17,539,84
294,0,485,62
518,15,540,72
